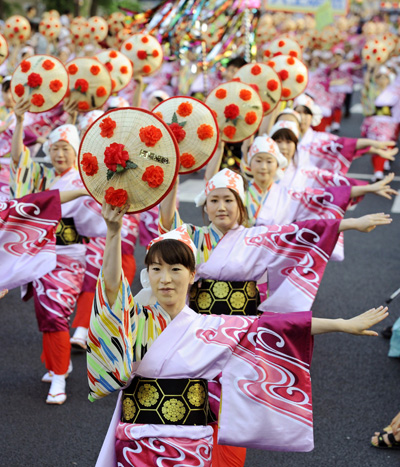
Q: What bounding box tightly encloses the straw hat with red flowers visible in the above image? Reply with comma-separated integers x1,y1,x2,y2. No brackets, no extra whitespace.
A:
95,50,133,92
71,21,90,48
11,55,69,113
4,15,31,46
39,15,62,41
107,12,125,35
0,34,9,66
233,63,282,116
88,16,108,43
263,37,303,61
78,108,179,213
153,96,219,174
362,38,390,66
266,55,308,101
205,81,263,143
66,57,112,112
120,33,163,77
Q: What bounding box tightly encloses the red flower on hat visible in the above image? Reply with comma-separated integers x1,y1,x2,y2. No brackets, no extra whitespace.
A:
75,79,89,93
104,142,129,172
251,64,262,75
14,84,25,97
267,60,275,68
27,73,43,88
81,152,99,176
296,74,305,83
154,111,163,120
197,124,214,140
78,101,90,111
90,65,100,75
96,86,107,97
141,36,149,43
180,153,195,168
111,79,117,89
120,66,128,74
224,103,240,120
20,60,31,73
278,40,285,47
142,165,164,188
264,50,271,58
68,64,78,75
223,125,236,139
177,102,193,117
262,101,270,112
245,111,257,125
31,93,45,107
287,57,295,65
281,88,291,98
42,59,55,70
125,42,133,51
250,84,259,92
169,122,186,143
142,65,151,74
289,50,298,58
100,116,117,138
278,69,289,81
139,125,163,147
109,50,117,58
49,80,63,92
105,186,128,207
239,89,252,101
137,50,147,60
152,50,159,58
267,79,279,91
215,89,227,99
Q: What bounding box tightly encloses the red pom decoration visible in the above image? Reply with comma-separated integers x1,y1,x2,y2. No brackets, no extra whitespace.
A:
142,165,164,188
180,153,196,168
215,89,227,99
267,79,279,91
139,125,163,147
90,65,100,75
244,111,257,125
68,64,78,75
27,73,43,88
177,102,193,117
105,186,128,207
75,78,89,93
104,142,129,171
14,84,25,97
223,126,236,139
278,69,289,81
251,65,262,75
49,80,63,92
137,50,147,60
239,89,252,101
20,60,31,73
42,59,55,70
169,122,186,143
224,103,240,120
197,124,214,140
81,152,99,176
31,93,45,107
100,117,117,138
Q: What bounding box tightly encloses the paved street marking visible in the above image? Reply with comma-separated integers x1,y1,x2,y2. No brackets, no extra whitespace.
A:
391,195,400,213
347,173,400,182
350,103,363,114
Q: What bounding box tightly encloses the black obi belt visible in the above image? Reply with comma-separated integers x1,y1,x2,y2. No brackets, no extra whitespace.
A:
56,217,88,245
189,279,260,315
121,377,209,426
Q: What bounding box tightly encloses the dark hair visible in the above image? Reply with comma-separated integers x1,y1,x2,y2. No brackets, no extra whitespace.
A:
294,104,313,116
231,189,248,226
145,239,195,273
1,79,11,93
271,128,298,145
226,57,248,69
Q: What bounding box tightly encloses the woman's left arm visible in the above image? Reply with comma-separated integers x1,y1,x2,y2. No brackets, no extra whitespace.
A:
350,173,398,200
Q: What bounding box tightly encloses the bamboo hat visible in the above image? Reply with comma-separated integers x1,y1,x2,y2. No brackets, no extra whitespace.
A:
39,15,62,40
4,16,31,46
11,54,69,113
205,81,263,143
88,16,108,42
66,57,112,112
233,63,282,116
153,96,219,174
362,38,390,66
78,107,180,213
71,21,90,47
263,37,302,60
266,55,308,101
0,34,9,66
120,33,163,77
95,50,133,92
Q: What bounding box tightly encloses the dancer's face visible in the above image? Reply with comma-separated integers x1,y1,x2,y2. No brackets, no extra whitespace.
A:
250,153,278,188
205,188,240,234
50,141,76,174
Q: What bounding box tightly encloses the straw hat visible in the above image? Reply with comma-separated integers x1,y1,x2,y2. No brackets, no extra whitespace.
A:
39,15,62,40
78,107,180,213
0,34,9,66
71,21,90,47
88,16,108,43
263,37,302,60
120,33,163,77
153,96,219,175
66,57,112,112
95,50,133,92
11,54,69,113
266,55,308,101
71,16,87,27
117,28,133,47
107,12,125,35
233,63,282,116
362,38,390,67
4,16,31,46
205,81,263,143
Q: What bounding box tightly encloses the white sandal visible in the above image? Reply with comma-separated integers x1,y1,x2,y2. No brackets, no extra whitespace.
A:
42,360,73,383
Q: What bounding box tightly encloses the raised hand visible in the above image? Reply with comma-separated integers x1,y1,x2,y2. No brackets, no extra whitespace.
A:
352,212,392,232
101,198,129,234
374,145,398,161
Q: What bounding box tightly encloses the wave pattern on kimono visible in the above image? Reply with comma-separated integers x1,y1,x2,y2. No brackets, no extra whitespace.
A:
0,191,61,290
88,271,314,466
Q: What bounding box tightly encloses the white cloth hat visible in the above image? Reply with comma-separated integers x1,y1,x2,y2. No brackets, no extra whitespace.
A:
293,93,322,126
270,120,300,140
194,168,245,207
42,124,80,158
248,134,288,169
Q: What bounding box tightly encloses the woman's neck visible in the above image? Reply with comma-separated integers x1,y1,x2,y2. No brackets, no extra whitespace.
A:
254,178,273,193
163,299,186,320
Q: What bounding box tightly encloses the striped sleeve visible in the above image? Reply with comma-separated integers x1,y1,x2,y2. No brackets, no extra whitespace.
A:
87,268,137,402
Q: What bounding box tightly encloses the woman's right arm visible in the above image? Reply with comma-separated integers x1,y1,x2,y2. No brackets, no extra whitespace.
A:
11,98,30,165
101,200,129,307
159,177,179,232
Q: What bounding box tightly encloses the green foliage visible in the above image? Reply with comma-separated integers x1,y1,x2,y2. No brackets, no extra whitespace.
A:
0,0,23,20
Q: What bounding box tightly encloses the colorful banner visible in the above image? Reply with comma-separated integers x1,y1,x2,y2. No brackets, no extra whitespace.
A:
263,0,349,15
315,1,334,30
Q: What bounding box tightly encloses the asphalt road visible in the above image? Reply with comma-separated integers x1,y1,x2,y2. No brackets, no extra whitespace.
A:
1,106,400,467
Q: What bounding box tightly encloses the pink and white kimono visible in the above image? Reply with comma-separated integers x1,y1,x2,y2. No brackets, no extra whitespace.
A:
0,190,61,290
88,271,314,466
